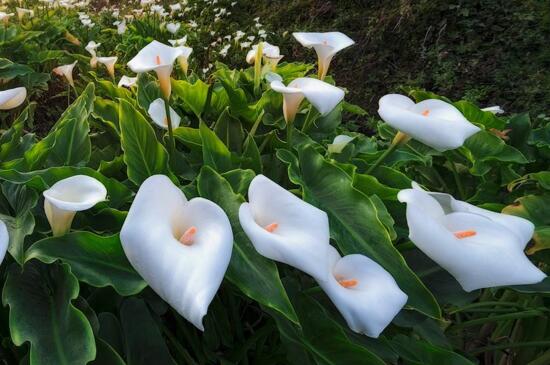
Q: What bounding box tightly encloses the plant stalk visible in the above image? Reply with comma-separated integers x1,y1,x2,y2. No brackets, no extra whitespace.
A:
366,131,410,174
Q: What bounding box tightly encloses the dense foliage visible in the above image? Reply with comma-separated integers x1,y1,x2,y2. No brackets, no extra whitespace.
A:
0,1,549,364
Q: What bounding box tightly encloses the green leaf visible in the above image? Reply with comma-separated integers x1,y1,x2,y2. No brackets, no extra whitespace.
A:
200,121,232,173
279,145,440,318
120,298,177,365
503,195,550,254
172,78,209,118
0,102,36,162
91,338,126,365
196,166,298,324
136,73,161,112
214,107,244,153
241,135,262,174
391,335,475,365
2,261,96,365
26,232,146,296
453,100,506,130
119,99,170,185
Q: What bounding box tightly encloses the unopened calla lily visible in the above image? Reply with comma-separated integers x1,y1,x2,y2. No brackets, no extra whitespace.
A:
239,175,330,280
0,87,27,110
316,246,408,338
43,175,107,236
378,94,480,152
120,175,233,330
398,182,546,291
293,31,355,80
148,98,181,129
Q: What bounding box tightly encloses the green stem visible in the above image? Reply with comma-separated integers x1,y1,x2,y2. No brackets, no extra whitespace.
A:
366,141,400,175
448,158,465,200
163,96,175,156
301,107,316,133
449,301,527,315
162,326,197,365
450,310,545,330
471,341,550,356
253,42,263,97
286,124,293,145
249,110,264,139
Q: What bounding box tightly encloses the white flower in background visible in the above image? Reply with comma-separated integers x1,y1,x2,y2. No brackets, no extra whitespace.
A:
189,20,198,28
147,98,181,129
219,44,231,58
97,56,117,79
317,246,408,338
53,61,78,87
0,12,14,24
85,41,100,68
115,20,127,34
120,175,233,331
15,7,33,20
174,46,192,74
0,87,27,110
169,3,181,12
166,22,181,34
234,30,245,41
328,134,354,154
481,105,505,114
141,0,153,7
127,40,184,99
268,73,345,123
118,75,138,88
398,182,546,291
240,41,251,49
239,175,331,280
378,94,480,152
168,36,188,47
43,175,107,236
246,42,283,68
293,32,355,80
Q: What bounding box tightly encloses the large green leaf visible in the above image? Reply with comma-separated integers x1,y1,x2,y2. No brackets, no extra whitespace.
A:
120,298,177,365
278,145,440,318
503,195,550,254
26,232,146,296
2,261,96,365
119,99,170,185
172,78,209,118
0,102,36,162
196,166,298,324
200,121,232,173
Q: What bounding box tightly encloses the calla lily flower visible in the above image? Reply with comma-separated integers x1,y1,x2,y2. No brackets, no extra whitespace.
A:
120,175,233,330
268,73,345,123
15,7,33,20
378,94,480,152
53,61,78,87
118,75,138,88
0,12,14,24
148,98,181,129
482,105,505,114
0,219,8,264
239,175,330,280
64,31,81,46
0,87,27,110
317,246,408,338
85,41,100,68
398,182,546,291
175,46,192,75
43,175,107,236
97,56,118,79
293,32,354,80
166,22,180,34
328,134,354,154
127,40,184,99
246,41,283,68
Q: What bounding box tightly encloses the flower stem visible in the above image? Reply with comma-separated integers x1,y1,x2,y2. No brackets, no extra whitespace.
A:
448,158,466,200
366,132,410,175
286,124,293,145
163,96,175,156
253,42,263,97
301,107,317,133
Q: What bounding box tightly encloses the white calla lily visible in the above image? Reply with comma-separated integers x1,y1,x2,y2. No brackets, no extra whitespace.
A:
328,134,354,154
317,246,408,338
398,182,546,291
147,98,181,129
53,61,78,87
166,22,180,34
97,56,118,79
481,105,505,114
43,175,107,236
120,175,233,330
246,41,283,68
15,7,33,20
269,75,345,123
239,175,330,280
118,75,138,88
0,219,8,264
85,41,100,68
378,94,480,152
175,46,192,75
0,12,14,24
127,40,184,99
292,32,354,80
0,87,27,110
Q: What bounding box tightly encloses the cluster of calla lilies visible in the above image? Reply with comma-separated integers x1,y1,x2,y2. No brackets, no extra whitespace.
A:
0,28,546,339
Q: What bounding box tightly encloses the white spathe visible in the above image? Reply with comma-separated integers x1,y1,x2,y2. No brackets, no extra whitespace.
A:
147,98,181,129
481,105,505,114
292,32,354,79
246,41,283,67
85,41,100,68
269,75,345,123
175,46,192,74
53,61,78,87
120,175,233,331
166,22,180,34
43,175,107,236
317,246,408,338
239,175,330,280
118,75,138,88
328,134,354,154
0,87,27,110
127,40,184,98
97,56,118,78
398,182,546,292
0,219,8,264
378,94,481,152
